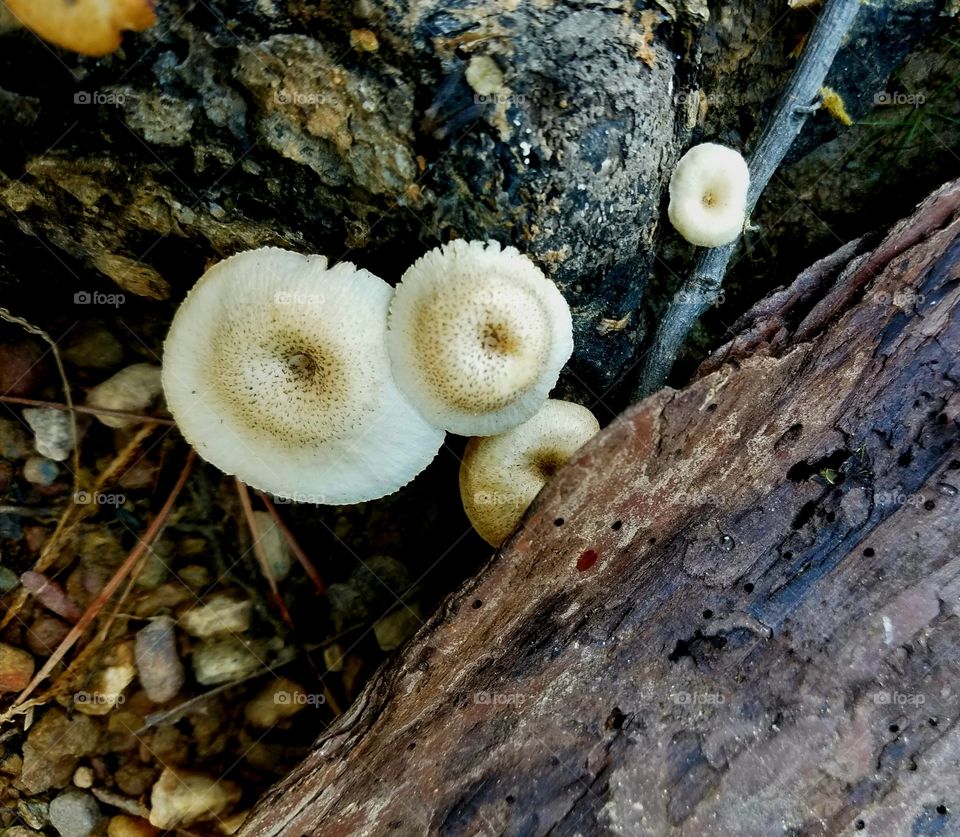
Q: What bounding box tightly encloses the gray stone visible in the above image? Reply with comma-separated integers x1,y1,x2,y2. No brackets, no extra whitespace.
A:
134,616,185,703
49,789,104,837
22,408,74,462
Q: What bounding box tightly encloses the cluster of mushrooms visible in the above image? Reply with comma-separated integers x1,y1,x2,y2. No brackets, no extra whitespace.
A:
161,142,748,547
161,240,599,547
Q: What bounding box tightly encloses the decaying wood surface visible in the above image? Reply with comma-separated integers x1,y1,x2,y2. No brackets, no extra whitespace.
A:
240,180,960,835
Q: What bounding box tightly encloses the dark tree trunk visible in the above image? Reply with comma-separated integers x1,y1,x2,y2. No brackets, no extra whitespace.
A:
240,178,960,836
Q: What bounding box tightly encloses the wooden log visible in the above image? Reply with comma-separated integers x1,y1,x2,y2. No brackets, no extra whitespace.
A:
239,181,960,835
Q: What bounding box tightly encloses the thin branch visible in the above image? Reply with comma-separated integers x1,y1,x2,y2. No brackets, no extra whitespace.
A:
0,307,80,484
235,479,294,628
257,491,328,596
633,0,862,398
0,394,175,425
2,450,195,717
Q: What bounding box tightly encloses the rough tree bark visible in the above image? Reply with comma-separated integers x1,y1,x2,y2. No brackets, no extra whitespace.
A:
240,179,960,835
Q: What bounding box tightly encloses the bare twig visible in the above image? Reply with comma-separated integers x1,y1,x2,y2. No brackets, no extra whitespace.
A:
0,307,80,483
257,491,328,596
634,0,862,398
235,479,294,628
1,450,195,718
0,394,175,425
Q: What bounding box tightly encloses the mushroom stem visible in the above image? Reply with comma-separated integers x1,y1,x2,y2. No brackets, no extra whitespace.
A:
634,0,861,398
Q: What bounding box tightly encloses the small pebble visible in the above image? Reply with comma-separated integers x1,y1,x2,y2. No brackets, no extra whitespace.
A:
23,455,59,486
0,417,31,459
17,709,100,794
0,340,47,396
73,642,136,716
72,766,94,789
252,511,294,582
26,616,71,657
937,482,957,496
107,814,158,837
86,363,163,428
48,788,104,837
22,408,74,461
374,605,422,651
323,643,345,673
0,641,35,693
0,565,20,593
148,768,241,829
192,638,266,686
179,593,252,639
244,677,308,728
134,616,185,703
62,324,124,370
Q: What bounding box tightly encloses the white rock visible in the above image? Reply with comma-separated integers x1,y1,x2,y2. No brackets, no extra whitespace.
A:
86,364,163,428
22,408,74,461
179,594,252,639
148,768,240,829
191,638,265,686
74,642,136,716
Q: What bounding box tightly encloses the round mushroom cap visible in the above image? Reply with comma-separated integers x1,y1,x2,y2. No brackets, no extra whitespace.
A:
162,247,445,505
459,399,600,546
668,143,750,248
387,239,573,437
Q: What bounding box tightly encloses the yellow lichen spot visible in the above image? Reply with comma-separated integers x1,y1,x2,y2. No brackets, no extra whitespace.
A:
349,28,378,52
820,86,854,126
465,55,504,97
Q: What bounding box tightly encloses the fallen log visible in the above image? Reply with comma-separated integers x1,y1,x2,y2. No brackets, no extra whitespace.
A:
241,179,960,836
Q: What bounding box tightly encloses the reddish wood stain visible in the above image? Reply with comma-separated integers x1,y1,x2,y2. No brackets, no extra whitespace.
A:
576,549,598,572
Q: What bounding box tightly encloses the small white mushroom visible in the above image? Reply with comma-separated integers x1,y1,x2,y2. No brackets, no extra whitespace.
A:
387,239,573,437
668,143,750,248
459,399,599,546
161,247,444,504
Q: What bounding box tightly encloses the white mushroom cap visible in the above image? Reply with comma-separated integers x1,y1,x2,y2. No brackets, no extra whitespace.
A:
161,247,444,505
459,399,599,546
387,240,574,437
668,143,750,248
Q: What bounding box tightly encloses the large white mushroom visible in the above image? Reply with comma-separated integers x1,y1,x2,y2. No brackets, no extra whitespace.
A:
161,247,444,505
459,399,600,546
668,143,750,248
387,239,573,437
